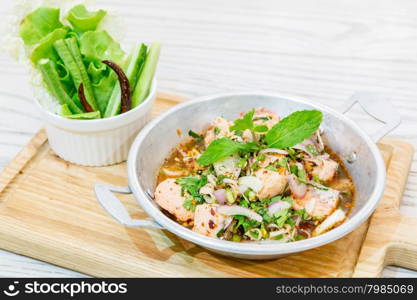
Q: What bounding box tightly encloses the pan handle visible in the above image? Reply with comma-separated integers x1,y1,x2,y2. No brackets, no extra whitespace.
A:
94,183,163,229
339,92,401,142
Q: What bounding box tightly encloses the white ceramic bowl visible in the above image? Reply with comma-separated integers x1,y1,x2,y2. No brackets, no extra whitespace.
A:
35,81,156,166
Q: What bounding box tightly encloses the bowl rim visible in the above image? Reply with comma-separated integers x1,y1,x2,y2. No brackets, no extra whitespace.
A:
34,80,157,132
127,92,386,256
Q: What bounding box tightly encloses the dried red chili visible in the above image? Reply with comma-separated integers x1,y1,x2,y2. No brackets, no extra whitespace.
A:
78,83,94,112
102,60,131,114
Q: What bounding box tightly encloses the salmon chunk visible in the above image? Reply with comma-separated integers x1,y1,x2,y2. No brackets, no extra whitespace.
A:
254,168,288,199
192,204,231,237
204,117,234,147
312,158,338,182
155,178,194,222
293,186,340,218
213,154,241,179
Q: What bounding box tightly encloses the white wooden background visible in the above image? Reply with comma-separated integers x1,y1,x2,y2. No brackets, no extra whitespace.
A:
0,0,416,277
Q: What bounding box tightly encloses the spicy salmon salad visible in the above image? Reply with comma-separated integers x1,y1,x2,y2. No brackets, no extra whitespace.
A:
155,107,355,243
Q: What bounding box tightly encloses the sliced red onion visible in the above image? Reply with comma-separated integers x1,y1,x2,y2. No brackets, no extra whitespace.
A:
288,174,307,198
217,205,263,222
238,176,262,194
259,148,288,155
214,189,227,205
268,201,291,216
292,138,318,157
162,168,187,177
314,130,324,152
307,180,328,190
304,154,329,165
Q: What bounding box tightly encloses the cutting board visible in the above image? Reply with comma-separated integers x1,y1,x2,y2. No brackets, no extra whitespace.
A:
0,94,415,277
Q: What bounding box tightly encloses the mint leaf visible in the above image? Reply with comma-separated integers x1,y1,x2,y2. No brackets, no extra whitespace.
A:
265,110,322,149
230,109,254,132
197,138,258,166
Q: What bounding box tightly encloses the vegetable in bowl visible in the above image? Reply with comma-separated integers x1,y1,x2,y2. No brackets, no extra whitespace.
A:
155,108,355,242
18,4,160,120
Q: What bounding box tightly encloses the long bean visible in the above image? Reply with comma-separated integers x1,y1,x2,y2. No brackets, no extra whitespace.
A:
38,59,83,114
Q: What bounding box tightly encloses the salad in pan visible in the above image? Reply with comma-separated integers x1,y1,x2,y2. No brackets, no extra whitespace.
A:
17,4,160,120
155,108,355,242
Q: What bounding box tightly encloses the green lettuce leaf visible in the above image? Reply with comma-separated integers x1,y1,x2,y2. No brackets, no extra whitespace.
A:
66,4,106,33
87,61,108,84
30,27,68,64
92,72,117,114
79,30,125,64
19,7,64,46
79,30,125,114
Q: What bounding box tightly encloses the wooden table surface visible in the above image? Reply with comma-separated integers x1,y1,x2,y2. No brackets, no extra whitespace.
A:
0,0,416,278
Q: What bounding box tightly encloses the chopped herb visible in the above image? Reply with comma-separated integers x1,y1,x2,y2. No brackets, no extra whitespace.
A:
297,166,307,183
294,208,311,221
232,234,242,242
313,174,322,183
253,116,270,121
257,154,266,161
274,209,290,227
176,176,207,211
216,228,225,238
226,188,235,204
239,198,250,208
306,144,319,155
213,127,221,136
188,130,203,142
265,165,278,172
216,174,227,185
183,197,195,211
294,234,306,241
237,157,247,168
290,164,298,175
272,234,284,240
277,157,288,167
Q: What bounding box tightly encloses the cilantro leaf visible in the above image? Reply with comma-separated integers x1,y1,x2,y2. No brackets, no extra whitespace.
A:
176,176,207,211
265,110,322,149
197,138,259,166
176,176,207,197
